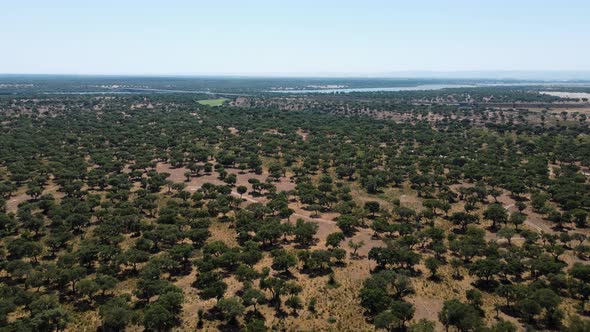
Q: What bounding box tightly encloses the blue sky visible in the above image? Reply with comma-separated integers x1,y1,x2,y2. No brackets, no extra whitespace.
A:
1,0,589,75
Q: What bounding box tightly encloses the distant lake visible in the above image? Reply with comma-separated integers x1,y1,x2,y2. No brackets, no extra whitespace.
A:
23,82,590,96
268,82,590,94
268,84,476,93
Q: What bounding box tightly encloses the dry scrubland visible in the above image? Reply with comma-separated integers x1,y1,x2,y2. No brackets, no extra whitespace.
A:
7,159,588,332
0,90,589,332
9,160,578,331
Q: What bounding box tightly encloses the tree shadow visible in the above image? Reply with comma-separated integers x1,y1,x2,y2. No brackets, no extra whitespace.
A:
511,195,528,202
350,254,367,260
274,307,289,319
427,275,442,282
93,293,114,306
452,274,464,281
276,270,296,280
170,264,193,277
333,261,347,268
294,240,318,250
472,279,500,292
217,321,241,332
218,215,232,223
485,225,500,233
451,227,468,235
205,306,224,321
73,299,94,312
120,268,140,279
244,310,265,323
298,267,333,278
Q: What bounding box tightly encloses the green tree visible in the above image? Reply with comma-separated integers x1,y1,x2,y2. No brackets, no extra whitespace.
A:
365,201,380,217
326,232,345,248
293,219,318,247
216,297,245,324
29,295,70,332
336,215,360,236
483,203,508,230
271,249,297,274
348,239,364,258
425,257,441,278
450,212,479,233
237,185,248,198
285,295,303,314
143,303,175,331
99,296,135,332
438,299,482,332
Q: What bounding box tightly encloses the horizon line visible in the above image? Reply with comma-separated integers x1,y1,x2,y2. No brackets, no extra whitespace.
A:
2,70,590,81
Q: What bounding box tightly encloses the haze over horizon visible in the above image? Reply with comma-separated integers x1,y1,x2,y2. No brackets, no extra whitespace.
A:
2,0,590,77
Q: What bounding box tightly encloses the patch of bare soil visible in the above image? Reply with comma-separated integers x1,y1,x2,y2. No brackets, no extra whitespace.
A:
409,296,444,329
6,181,62,213
6,190,30,214
230,97,251,107
296,128,308,141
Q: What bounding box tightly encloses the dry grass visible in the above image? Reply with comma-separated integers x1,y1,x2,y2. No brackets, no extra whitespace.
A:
9,164,583,332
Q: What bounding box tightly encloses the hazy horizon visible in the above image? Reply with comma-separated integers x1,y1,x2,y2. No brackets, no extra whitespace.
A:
3,71,590,81
2,1,589,76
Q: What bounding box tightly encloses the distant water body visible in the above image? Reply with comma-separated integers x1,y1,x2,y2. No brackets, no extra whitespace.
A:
29,82,590,96
268,82,590,94
269,84,476,93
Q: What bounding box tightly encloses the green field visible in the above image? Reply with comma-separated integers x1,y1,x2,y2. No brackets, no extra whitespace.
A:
197,98,228,106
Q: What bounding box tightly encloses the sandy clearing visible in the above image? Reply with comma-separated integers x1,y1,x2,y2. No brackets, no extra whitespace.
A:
541,91,590,100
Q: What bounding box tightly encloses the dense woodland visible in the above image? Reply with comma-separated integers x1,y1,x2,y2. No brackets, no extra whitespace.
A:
0,84,589,332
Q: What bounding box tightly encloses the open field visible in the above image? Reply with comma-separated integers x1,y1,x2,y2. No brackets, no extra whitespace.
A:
541,91,590,100
197,98,228,106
